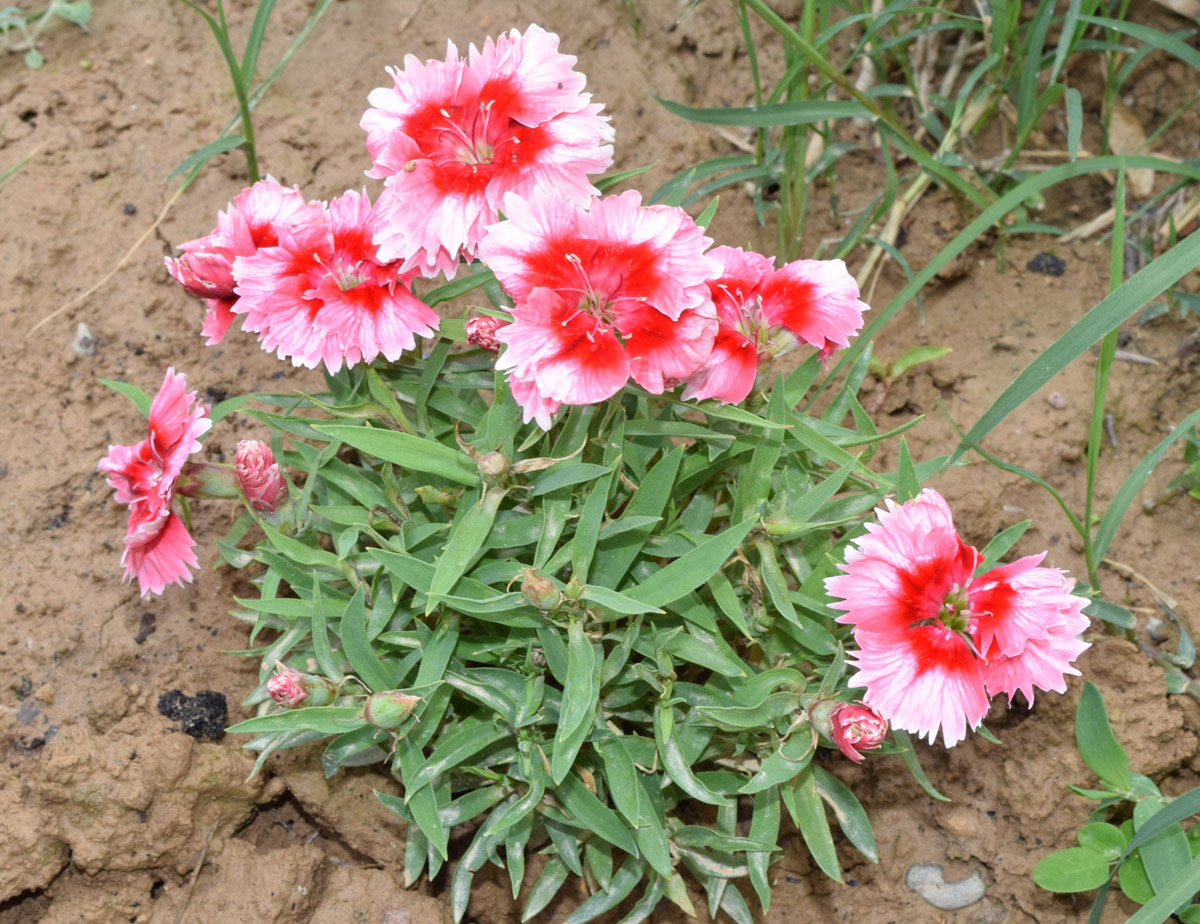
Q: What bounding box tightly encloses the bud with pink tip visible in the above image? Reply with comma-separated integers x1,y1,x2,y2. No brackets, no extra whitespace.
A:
465,316,504,353
810,700,887,763
267,665,337,708
236,440,287,513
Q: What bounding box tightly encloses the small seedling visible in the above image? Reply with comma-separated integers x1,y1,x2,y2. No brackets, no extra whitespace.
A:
0,0,90,68
1034,681,1200,922
867,345,951,412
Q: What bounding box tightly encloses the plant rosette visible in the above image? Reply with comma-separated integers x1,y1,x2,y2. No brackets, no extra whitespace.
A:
97,23,1094,923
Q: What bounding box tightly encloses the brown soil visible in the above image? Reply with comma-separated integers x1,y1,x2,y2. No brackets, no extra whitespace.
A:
3,1,1200,922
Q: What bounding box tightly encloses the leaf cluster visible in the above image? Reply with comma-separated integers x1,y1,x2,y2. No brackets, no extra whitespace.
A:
222,337,931,921
1034,682,1200,924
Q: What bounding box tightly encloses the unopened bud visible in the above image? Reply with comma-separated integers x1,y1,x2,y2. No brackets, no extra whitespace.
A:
478,451,510,483
810,699,887,763
236,440,287,513
268,667,337,708
520,569,561,610
180,460,238,499
362,691,422,729
165,252,236,300
465,316,504,353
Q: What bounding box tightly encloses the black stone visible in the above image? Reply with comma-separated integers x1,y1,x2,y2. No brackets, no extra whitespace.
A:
1026,252,1066,276
134,612,157,644
157,689,227,741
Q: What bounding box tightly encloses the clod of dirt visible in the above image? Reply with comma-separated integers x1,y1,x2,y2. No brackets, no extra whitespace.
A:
38,715,269,875
0,785,69,902
70,323,96,356
13,675,33,700
1025,252,1066,276
157,690,227,741
905,863,987,910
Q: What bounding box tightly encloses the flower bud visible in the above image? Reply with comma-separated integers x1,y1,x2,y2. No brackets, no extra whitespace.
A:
267,667,337,708
180,460,239,499
362,691,422,729
464,316,504,353
165,252,236,300
811,700,887,763
520,569,561,610
478,451,511,483
236,440,287,513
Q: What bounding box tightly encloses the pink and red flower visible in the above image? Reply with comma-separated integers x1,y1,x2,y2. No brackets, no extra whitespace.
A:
825,489,1090,747
232,188,439,372
97,369,211,597
480,190,720,426
362,24,614,278
682,246,869,405
165,176,324,344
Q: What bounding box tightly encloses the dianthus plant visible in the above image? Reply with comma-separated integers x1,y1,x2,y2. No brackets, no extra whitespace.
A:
100,23,1094,923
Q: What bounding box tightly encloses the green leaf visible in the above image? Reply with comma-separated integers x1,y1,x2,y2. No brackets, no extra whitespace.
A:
55,0,92,24
239,0,276,90
655,95,868,127
228,706,364,736
165,133,246,182
310,577,344,684
531,462,611,496
892,729,950,801
1093,408,1200,563
1066,88,1083,161
1076,681,1130,790
1124,854,1200,924
316,424,480,486
562,856,646,924
338,586,395,693
890,345,952,379
555,771,637,856
654,701,729,807
552,621,599,785
1118,850,1156,904
1078,822,1126,861
895,438,920,503
1033,847,1112,892
1134,798,1192,897
748,786,780,911
407,721,510,795
522,856,570,921
427,487,505,613
581,584,664,615
977,520,1031,574
98,378,152,416
789,767,842,881
813,766,877,863
625,519,756,609
952,231,1200,465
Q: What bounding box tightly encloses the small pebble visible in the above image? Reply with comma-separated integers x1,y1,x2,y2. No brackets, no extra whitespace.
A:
943,809,980,839
1060,444,1082,462
1046,392,1067,410
906,863,987,910
1146,616,1169,643
71,322,95,356
123,202,137,215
